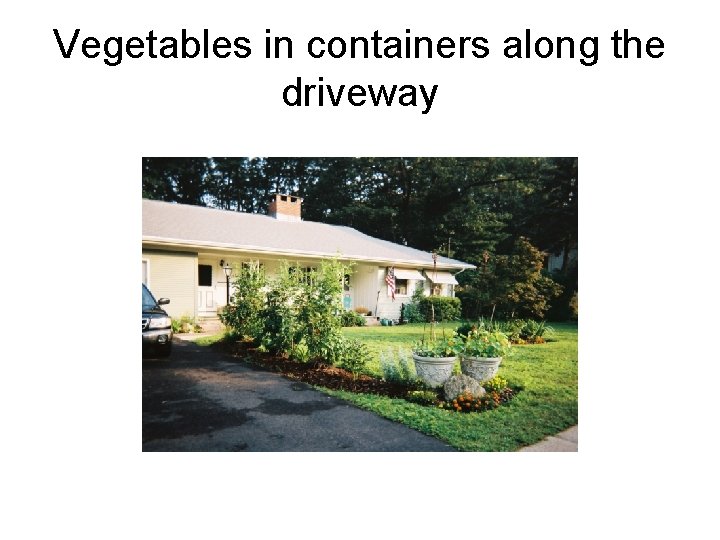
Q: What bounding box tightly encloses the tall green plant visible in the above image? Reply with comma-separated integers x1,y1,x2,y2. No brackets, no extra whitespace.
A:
299,259,347,360
261,261,306,356
402,287,426,323
260,259,369,372
219,262,267,342
380,347,417,384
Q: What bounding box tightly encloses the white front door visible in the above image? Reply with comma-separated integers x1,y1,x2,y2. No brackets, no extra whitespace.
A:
197,263,216,316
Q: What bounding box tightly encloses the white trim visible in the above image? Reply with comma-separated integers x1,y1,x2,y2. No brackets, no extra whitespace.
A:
142,236,475,270
142,258,150,287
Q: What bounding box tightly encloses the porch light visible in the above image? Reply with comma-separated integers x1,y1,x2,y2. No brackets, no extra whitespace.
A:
221,262,232,305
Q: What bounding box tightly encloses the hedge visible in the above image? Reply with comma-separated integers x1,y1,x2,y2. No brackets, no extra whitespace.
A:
418,296,461,322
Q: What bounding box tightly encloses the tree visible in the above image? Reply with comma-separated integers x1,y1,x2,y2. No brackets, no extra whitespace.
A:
457,237,562,320
142,157,210,205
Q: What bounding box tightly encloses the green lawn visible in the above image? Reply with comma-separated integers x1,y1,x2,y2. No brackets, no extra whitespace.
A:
343,321,468,377
328,322,578,451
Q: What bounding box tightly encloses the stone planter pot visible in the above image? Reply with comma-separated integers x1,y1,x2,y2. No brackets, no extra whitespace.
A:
412,354,457,388
460,355,502,382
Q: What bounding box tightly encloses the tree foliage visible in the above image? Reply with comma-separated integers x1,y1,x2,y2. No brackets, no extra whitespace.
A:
218,261,267,340
457,237,563,319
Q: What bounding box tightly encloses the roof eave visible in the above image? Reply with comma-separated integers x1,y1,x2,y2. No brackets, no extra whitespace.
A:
142,236,476,270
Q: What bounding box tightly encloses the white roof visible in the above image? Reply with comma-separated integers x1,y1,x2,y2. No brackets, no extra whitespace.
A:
142,199,475,270
426,271,459,285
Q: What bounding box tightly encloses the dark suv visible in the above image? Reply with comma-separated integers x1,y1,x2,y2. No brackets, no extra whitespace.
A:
142,283,173,357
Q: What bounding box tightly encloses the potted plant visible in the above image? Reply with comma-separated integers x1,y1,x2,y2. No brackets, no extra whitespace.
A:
411,335,463,387
460,330,512,382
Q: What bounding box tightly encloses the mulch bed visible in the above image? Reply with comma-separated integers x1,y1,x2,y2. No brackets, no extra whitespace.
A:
213,339,519,412
217,339,415,399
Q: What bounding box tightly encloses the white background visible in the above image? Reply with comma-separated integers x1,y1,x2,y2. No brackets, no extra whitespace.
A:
1,1,718,538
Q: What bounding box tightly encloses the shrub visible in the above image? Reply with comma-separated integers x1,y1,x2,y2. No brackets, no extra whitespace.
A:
418,296,461,322
329,337,372,374
406,389,440,405
379,350,399,381
353,306,370,315
400,287,426,323
172,314,202,334
459,318,554,344
219,262,267,342
340,310,366,327
496,319,524,341
401,302,424,323
546,264,578,321
379,347,417,384
518,319,553,343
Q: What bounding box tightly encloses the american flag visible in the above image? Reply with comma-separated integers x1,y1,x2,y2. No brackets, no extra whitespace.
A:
385,267,395,301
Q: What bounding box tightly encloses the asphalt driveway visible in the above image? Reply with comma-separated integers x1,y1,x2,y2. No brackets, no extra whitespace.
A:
142,339,454,451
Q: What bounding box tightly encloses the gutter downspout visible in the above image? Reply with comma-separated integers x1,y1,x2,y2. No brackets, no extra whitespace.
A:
452,267,468,298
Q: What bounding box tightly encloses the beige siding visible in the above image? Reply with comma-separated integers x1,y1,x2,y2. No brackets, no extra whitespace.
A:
258,258,283,277
376,268,403,320
375,268,454,320
351,264,380,315
142,250,197,319
142,246,460,321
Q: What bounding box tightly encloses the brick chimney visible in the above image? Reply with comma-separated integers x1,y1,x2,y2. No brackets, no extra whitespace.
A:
268,194,302,222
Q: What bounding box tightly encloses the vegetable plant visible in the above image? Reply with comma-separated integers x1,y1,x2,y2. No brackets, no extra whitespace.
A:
462,329,512,358
412,334,464,358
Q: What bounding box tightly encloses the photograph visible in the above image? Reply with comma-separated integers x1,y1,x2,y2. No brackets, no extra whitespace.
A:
142,157,578,452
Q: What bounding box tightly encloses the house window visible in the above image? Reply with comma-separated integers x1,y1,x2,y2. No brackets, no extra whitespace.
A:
343,273,351,292
396,279,408,296
289,266,314,284
433,283,443,296
198,264,212,286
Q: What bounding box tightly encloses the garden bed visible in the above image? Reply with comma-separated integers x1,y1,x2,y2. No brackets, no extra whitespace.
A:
217,339,517,413
220,339,413,398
